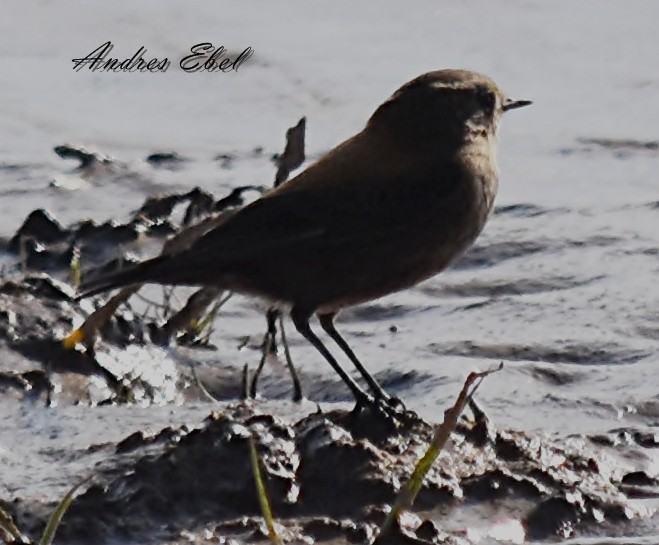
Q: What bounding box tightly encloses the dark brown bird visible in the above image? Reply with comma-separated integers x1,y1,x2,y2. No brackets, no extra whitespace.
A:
78,69,530,414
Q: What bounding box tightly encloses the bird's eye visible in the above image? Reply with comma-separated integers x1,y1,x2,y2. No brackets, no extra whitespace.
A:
476,88,496,111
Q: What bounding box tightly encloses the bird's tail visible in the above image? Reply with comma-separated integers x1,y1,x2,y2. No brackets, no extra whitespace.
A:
76,255,170,300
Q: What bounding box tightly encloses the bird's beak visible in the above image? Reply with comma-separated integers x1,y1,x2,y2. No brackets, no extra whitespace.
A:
502,98,532,112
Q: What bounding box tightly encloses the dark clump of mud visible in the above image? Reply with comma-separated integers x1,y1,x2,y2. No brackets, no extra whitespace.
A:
3,402,651,544
0,175,272,405
0,274,124,401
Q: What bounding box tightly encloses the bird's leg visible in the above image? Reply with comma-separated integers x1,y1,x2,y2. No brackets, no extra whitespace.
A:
318,313,395,404
291,307,377,410
249,308,278,398
277,311,303,401
251,308,303,401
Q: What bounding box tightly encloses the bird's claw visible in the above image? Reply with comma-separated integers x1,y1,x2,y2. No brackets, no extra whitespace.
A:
350,392,413,430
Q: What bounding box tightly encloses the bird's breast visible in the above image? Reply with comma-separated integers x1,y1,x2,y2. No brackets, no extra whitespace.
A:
418,156,498,274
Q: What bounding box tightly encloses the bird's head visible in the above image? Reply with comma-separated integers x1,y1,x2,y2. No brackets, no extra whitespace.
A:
368,69,531,150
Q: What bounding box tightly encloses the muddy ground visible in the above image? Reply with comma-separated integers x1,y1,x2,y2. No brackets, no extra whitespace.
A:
1,153,659,544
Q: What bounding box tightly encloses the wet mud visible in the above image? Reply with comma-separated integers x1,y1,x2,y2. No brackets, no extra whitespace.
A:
2,397,657,544
1,170,659,543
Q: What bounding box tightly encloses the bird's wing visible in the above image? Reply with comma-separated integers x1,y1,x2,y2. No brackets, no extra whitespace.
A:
182,162,464,266
182,188,348,262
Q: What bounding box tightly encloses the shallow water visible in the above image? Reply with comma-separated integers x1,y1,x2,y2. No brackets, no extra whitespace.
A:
1,1,658,542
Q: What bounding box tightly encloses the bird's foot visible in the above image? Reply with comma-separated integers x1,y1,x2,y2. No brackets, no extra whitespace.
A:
348,392,417,433
367,392,420,424
383,395,406,412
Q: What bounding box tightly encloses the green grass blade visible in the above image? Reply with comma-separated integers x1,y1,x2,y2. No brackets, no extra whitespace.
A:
39,477,91,545
249,437,281,545
378,363,503,540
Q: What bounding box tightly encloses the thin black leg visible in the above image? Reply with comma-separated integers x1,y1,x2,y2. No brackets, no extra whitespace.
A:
251,308,303,401
290,306,373,406
249,308,278,398
318,313,390,401
278,311,303,401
